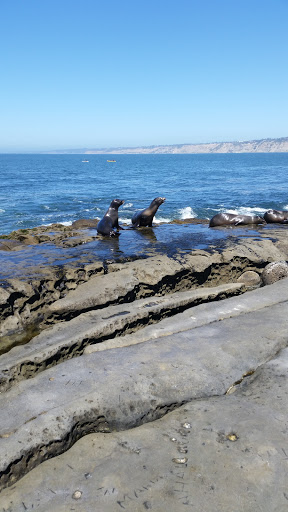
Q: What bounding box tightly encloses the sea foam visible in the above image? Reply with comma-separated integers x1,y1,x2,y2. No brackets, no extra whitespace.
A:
179,206,197,219
153,216,172,224
224,207,267,216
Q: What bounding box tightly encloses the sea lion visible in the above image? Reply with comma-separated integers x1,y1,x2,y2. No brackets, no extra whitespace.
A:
209,212,265,227
131,197,166,228
97,199,125,236
264,209,288,224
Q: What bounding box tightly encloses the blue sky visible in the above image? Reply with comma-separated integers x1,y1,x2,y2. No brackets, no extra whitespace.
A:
0,0,287,152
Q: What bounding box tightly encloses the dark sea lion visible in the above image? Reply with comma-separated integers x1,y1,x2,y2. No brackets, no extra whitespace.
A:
97,199,125,236
209,212,265,227
264,209,288,224
131,197,166,228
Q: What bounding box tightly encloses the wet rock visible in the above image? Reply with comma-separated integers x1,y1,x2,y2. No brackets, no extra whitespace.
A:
0,239,23,251
262,260,288,285
71,218,99,229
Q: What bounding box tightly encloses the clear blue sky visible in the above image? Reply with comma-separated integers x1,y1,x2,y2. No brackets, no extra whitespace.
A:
1,0,287,152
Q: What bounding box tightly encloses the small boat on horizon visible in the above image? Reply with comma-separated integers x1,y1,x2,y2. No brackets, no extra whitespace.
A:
82,159,89,162
107,159,116,162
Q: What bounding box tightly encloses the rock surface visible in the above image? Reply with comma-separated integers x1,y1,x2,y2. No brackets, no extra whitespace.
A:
262,260,288,285
1,350,287,512
0,279,288,510
1,221,288,510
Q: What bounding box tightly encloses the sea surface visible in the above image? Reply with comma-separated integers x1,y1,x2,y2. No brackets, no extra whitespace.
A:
1,153,288,235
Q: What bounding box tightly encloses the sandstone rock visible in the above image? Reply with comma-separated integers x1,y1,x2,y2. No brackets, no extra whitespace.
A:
0,284,288,496
71,218,99,229
0,287,10,306
237,270,261,287
262,260,288,285
0,239,23,251
2,348,288,511
6,279,34,297
0,314,22,337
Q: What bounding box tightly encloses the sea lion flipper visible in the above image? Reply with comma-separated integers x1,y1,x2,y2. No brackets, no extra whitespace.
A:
131,219,140,228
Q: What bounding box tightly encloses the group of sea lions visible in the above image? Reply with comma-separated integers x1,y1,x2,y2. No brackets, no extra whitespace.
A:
97,197,166,236
209,210,288,228
96,198,288,237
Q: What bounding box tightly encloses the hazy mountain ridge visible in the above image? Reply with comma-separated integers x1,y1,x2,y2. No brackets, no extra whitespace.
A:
46,137,288,154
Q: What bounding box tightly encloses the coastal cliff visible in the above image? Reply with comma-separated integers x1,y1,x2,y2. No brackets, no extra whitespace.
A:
47,136,288,154
86,137,288,154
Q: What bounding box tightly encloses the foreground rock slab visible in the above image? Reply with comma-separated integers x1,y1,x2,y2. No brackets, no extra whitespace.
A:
0,282,244,392
1,347,288,512
0,279,288,491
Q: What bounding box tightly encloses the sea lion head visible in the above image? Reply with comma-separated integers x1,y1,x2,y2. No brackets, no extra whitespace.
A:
110,199,125,209
152,197,166,206
253,215,266,223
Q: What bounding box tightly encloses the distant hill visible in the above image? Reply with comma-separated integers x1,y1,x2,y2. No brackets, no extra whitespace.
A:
46,137,288,154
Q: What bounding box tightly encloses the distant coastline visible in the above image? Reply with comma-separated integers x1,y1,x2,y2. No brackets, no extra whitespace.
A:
43,137,288,155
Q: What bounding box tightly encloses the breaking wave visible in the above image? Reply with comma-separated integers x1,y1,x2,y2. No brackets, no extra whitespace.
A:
178,206,197,219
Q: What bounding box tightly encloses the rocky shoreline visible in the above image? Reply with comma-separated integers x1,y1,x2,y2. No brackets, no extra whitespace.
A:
0,220,288,509
1,220,288,346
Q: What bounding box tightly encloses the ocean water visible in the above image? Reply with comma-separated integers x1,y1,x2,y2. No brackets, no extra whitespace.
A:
1,153,288,235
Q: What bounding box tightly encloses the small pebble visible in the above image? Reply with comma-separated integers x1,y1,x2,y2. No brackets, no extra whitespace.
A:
72,490,82,500
227,433,239,442
172,457,188,464
183,422,191,429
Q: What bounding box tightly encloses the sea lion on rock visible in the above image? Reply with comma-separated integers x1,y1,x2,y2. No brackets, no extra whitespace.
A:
209,212,265,227
264,209,288,224
131,197,166,228
97,199,125,236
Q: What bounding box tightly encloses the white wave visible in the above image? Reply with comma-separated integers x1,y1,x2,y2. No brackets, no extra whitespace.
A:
123,202,133,209
0,208,5,213
153,216,172,224
179,206,197,219
58,221,73,227
225,209,239,215
43,205,50,210
223,206,267,215
283,205,288,210
119,216,171,225
119,217,132,225
40,221,73,227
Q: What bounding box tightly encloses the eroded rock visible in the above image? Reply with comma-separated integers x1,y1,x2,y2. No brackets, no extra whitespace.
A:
262,260,288,285
237,270,261,288
2,347,287,511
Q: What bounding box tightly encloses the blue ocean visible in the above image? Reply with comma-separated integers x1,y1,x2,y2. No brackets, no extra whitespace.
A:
1,153,288,235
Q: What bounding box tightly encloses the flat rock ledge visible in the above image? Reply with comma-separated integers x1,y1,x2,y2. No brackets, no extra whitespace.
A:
1,347,288,512
0,278,288,508
0,236,285,344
